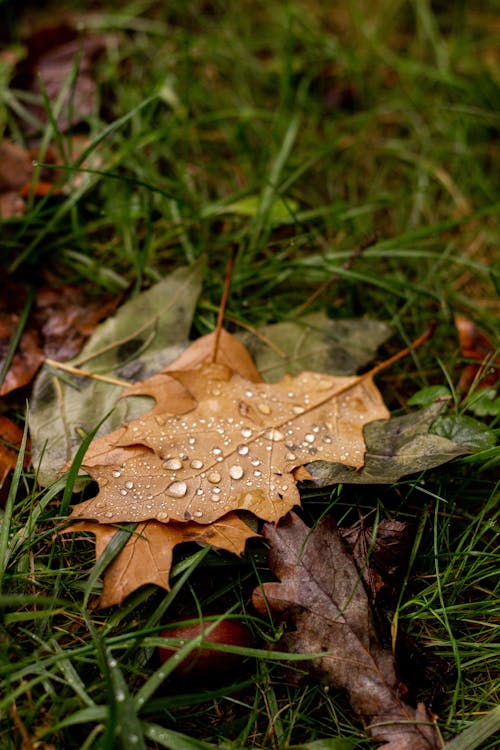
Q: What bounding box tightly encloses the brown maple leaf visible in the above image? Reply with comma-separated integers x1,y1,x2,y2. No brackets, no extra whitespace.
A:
66,511,258,608
70,330,389,526
252,512,441,750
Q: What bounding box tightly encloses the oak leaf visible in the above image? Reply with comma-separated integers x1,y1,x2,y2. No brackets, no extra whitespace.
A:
70,330,389,526
252,512,441,750
67,512,258,608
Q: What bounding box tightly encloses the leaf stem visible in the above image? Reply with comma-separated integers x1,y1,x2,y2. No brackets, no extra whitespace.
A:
211,247,237,364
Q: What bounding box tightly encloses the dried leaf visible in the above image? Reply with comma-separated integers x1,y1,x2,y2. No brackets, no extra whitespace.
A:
455,314,500,392
239,312,393,381
0,142,33,192
34,285,120,361
70,344,389,525
0,278,118,396
339,520,414,605
0,416,30,504
252,512,441,750
15,23,110,132
306,402,469,486
30,259,206,486
66,512,258,608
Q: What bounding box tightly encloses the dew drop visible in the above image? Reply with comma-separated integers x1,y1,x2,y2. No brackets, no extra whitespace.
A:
292,405,304,414
208,471,222,483
245,390,254,397
212,486,221,494
265,428,285,442
112,470,121,478
237,444,249,455
229,465,244,480
158,511,169,521
105,511,113,518
304,433,315,443
253,470,262,477
125,481,134,489
241,428,253,438
251,459,261,466
196,488,204,495
120,489,128,496
166,481,188,498
286,452,296,461
190,459,204,469
212,447,222,456
258,402,271,415
163,458,183,471
193,510,203,518
188,437,196,445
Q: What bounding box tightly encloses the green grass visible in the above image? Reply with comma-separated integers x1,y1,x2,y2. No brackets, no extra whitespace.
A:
1,0,499,748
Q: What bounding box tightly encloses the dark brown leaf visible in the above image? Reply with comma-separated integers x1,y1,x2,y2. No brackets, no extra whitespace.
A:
0,276,119,394
15,23,110,132
252,512,441,750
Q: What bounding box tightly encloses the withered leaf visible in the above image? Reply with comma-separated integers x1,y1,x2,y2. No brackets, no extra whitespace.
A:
239,312,393,381
30,259,205,487
455,314,500,392
15,23,110,132
70,333,389,525
0,416,30,505
0,278,118,396
66,512,258,608
305,402,468,486
252,512,441,750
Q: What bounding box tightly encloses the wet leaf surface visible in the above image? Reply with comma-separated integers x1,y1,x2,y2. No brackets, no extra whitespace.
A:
306,402,469,486
71,333,389,525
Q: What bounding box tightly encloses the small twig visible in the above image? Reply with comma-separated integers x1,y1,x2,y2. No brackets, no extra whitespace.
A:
44,358,130,387
292,233,378,318
210,247,237,364
364,321,437,381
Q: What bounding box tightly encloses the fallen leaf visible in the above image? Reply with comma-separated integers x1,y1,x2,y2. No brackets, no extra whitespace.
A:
455,314,499,392
14,23,111,132
239,312,393,381
66,512,258,608
30,258,206,486
0,137,99,218
70,340,390,525
0,142,33,192
252,512,441,750
0,277,119,396
33,284,120,361
305,402,469,486
0,416,30,504
339,519,414,606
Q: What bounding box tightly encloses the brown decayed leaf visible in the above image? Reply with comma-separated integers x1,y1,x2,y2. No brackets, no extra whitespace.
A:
66,512,258,608
0,278,118,395
0,416,30,504
71,330,389,525
14,22,110,132
252,513,441,750
455,314,500,391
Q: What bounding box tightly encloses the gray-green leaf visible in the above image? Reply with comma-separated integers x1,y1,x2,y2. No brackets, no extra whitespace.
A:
306,403,469,486
238,312,392,382
30,259,205,486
